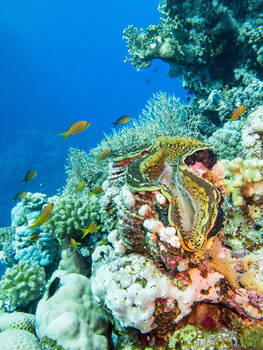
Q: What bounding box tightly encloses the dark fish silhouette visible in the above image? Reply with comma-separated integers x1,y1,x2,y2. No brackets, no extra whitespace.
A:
22,169,37,184
47,277,60,299
90,171,103,183
12,191,27,201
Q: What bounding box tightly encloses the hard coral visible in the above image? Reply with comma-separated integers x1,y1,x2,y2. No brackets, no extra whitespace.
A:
124,1,263,123
222,157,263,206
0,261,45,312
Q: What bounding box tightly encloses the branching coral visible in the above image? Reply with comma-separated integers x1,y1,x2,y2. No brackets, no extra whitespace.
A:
90,92,205,157
42,193,102,242
0,261,46,312
222,157,263,206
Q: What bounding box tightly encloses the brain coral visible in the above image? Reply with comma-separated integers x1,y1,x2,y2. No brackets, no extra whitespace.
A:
0,312,35,333
0,329,41,350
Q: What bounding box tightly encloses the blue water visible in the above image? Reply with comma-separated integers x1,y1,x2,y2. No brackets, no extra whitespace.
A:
0,0,187,227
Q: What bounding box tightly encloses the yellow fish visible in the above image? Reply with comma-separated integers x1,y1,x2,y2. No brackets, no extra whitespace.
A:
22,169,37,184
22,214,28,225
75,181,86,192
228,105,246,122
30,203,54,233
112,115,131,127
58,121,90,140
80,222,100,239
13,191,27,201
97,149,111,161
89,186,103,196
70,238,81,250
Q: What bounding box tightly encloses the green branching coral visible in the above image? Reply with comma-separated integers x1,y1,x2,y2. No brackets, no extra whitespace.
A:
0,261,46,312
42,193,102,242
91,92,205,157
64,147,108,195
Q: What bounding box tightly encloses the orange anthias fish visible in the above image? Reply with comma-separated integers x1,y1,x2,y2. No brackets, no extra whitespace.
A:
58,121,90,140
97,149,111,161
75,181,86,192
80,222,100,239
28,233,41,242
228,105,246,122
70,238,81,250
112,115,131,127
89,186,103,196
30,203,54,233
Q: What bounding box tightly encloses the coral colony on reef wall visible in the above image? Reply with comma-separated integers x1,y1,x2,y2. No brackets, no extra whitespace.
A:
1,0,263,349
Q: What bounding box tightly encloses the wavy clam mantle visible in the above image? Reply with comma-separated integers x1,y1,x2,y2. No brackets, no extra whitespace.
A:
114,136,224,255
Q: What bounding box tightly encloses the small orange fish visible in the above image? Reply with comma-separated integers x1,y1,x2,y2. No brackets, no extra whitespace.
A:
89,186,103,196
112,115,131,127
30,203,54,233
58,121,90,140
80,222,100,239
75,181,86,192
70,238,81,250
97,149,111,161
28,233,41,242
228,105,246,122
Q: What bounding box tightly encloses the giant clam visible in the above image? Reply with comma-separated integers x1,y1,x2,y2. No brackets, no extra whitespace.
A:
107,136,224,270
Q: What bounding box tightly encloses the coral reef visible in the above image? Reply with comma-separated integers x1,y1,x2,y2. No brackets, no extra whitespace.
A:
123,0,263,125
3,1,263,348
90,134,263,347
7,193,60,272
